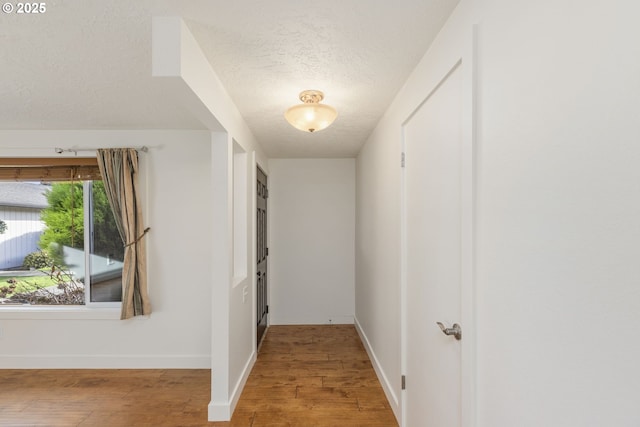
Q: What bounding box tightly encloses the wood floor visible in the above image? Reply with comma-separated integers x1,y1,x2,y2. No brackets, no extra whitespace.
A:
223,325,398,427
0,325,398,427
0,369,210,426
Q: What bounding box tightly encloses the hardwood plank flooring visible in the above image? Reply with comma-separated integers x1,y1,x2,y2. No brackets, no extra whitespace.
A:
0,369,210,426
0,325,398,427
220,325,398,427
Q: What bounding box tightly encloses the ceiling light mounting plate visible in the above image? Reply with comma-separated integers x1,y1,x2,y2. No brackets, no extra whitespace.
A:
299,90,324,104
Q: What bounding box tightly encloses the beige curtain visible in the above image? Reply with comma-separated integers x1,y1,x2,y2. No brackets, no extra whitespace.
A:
96,148,151,319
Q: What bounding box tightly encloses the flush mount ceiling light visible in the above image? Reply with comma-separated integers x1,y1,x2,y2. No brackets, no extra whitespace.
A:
284,90,337,133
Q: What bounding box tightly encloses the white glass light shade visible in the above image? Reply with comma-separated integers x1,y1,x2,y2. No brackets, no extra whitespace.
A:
284,90,337,133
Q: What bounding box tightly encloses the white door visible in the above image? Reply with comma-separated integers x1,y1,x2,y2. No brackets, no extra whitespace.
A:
403,64,463,427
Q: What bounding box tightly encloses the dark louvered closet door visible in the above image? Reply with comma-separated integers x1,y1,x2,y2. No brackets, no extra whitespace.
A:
256,166,268,346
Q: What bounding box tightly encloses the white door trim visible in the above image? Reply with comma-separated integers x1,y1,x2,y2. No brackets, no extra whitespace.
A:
399,25,478,427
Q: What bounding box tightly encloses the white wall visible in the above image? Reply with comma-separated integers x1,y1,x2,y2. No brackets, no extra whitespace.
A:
0,130,213,368
356,0,640,425
355,119,402,415
270,159,355,325
476,1,640,425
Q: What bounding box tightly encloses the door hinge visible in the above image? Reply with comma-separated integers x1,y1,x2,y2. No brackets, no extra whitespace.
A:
401,152,406,168
265,188,269,198
266,305,269,314
401,375,406,390
266,247,269,256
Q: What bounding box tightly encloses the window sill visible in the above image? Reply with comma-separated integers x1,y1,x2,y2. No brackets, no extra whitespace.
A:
0,306,121,320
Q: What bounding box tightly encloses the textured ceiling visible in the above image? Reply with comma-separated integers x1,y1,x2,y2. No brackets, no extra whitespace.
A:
0,1,203,131
1,0,460,158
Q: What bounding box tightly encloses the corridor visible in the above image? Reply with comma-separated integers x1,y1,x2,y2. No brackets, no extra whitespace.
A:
215,325,398,427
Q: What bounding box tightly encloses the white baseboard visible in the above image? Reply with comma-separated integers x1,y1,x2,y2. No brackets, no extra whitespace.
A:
229,350,256,415
208,350,256,422
0,354,210,369
270,315,355,325
354,317,401,422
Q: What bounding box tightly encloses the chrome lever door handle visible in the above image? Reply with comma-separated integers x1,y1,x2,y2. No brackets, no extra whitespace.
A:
436,322,462,341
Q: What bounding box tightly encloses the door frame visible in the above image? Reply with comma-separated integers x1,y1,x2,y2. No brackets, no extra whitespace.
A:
400,25,478,427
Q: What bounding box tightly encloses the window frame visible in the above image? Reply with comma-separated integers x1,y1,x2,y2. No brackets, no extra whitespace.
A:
83,180,122,308
0,158,123,318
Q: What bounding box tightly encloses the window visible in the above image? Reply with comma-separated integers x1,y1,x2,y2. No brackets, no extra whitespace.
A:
0,158,122,306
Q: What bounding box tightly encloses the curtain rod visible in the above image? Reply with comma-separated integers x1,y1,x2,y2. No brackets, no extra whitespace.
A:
54,146,149,156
